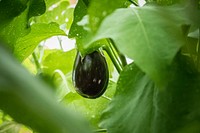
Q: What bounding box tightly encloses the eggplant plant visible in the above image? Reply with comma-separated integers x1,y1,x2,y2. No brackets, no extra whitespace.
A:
0,0,200,133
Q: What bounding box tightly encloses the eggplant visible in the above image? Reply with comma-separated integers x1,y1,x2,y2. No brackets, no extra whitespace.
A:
72,51,109,99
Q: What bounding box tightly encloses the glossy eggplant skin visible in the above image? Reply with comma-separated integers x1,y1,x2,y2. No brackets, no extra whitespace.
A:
72,51,109,99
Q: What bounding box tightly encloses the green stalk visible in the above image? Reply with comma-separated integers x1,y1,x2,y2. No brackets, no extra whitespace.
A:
128,0,139,6
104,39,125,73
108,39,127,67
32,52,42,74
57,36,64,51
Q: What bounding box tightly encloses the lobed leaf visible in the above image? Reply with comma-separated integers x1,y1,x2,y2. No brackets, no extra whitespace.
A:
14,22,66,61
35,1,74,29
0,0,53,61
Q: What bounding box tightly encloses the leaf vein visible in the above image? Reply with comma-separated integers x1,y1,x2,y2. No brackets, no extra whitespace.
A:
131,8,151,50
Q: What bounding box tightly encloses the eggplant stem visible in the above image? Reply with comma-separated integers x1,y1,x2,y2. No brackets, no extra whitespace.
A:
108,39,127,67
104,39,126,73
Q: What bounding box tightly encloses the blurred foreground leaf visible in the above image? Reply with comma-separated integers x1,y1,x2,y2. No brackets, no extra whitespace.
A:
0,44,92,133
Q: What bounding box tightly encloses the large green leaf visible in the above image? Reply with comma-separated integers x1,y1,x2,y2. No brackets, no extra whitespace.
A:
100,63,155,133
69,0,128,48
100,55,200,133
0,0,54,61
14,22,66,61
83,5,187,85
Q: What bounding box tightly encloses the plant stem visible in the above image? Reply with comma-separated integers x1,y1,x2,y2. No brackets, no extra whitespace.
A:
57,36,64,51
108,39,127,67
104,39,124,73
32,52,42,74
128,0,139,6
38,42,45,63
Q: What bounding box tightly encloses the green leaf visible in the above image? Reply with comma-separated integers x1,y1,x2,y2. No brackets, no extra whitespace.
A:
100,55,200,133
0,44,92,133
35,1,74,29
0,0,27,25
0,0,51,59
183,0,200,27
83,5,187,86
44,0,61,9
69,0,128,48
62,80,116,129
0,7,30,51
100,63,155,133
69,0,88,39
88,0,127,32
42,49,76,75
28,0,46,18
14,22,66,61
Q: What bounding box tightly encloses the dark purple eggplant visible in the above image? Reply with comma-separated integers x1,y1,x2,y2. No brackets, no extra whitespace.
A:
72,51,109,99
